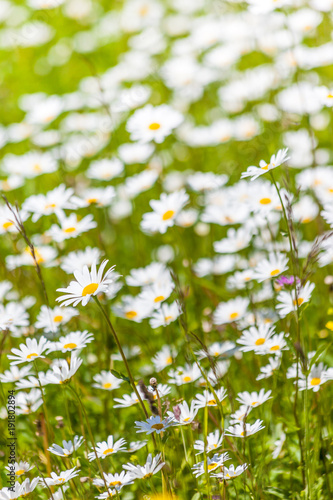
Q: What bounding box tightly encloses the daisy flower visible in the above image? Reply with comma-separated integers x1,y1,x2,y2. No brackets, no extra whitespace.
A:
123,453,165,480
152,345,174,372
49,330,94,353
192,453,230,477
229,405,252,425
135,415,175,435
88,436,127,461
256,357,281,380
0,205,28,235
241,148,290,181
0,302,29,332
253,252,289,282
8,336,49,365
48,436,84,457
22,184,75,222
149,301,181,328
212,463,248,480
0,365,32,383
114,296,153,323
214,227,252,253
16,373,50,390
276,282,315,318
196,341,236,360
225,419,265,437
237,324,276,354
298,363,329,392
194,430,224,455
19,478,40,496
113,391,142,408
87,157,124,180
16,389,43,415
93,371,123,391
93,471,133,490
71,186,115,208
168,363,201,386
126,262,169,287
141,189,189,234
45,353,82,385
236,389,272,408
167,401,199,425
138,280,174,309
125,441,148,453
56,260,116,307
44,467,80,486
4,461,34,477
265,333,288,355
126,104,183,143
213,297,249,325
193,388,227,410
47,213,97,242
35,305,78,333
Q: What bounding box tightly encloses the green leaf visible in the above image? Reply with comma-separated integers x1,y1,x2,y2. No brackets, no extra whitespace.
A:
308,342,332,373
110,369,130,383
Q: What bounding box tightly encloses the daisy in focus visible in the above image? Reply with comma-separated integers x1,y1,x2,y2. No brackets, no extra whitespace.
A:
241,148,290,181
56,260,116,307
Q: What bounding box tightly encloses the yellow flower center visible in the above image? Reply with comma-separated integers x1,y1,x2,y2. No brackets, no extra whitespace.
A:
261,164,268,170
27,353,39,360
110,481,121,486
151,423,164,430
183,376,192,382
293,298,304,306
259,198,272,205
208,463,217,471
64,227,76,233
251,401,258,406
103,448,114,455
310,377,321,386
53,315,63,322
149,122,161,130
162,210,175,221
230,312,239,320
183,417,191,422
255,338,265,346
58,478,65,483
82,283,99,296
15,469,25,476
87,198,98,204
125,310,138,319
164,315,173,321
45,203,56,209
208,399,216,405
33,164,42,172
270,345,280,351
103,383,112,389
143,473,153,479
270,269,280,276
3,221,13,230
166,356,172,364
154,295,165,303
63,343,77,350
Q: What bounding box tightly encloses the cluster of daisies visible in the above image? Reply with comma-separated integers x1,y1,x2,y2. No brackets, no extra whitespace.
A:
1,0,333,498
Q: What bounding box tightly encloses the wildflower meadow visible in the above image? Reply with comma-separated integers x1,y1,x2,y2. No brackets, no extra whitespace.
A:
0,0,333,499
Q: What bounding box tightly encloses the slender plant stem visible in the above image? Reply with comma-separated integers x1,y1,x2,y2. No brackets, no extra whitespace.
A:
93,296,149,419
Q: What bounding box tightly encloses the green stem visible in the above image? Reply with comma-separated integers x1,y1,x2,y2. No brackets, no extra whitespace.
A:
93,296,149,419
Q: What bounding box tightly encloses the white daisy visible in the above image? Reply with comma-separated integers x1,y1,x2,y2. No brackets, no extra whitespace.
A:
56,260,116,307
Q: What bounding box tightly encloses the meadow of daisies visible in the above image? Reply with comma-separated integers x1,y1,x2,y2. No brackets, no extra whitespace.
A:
0,0,333,499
